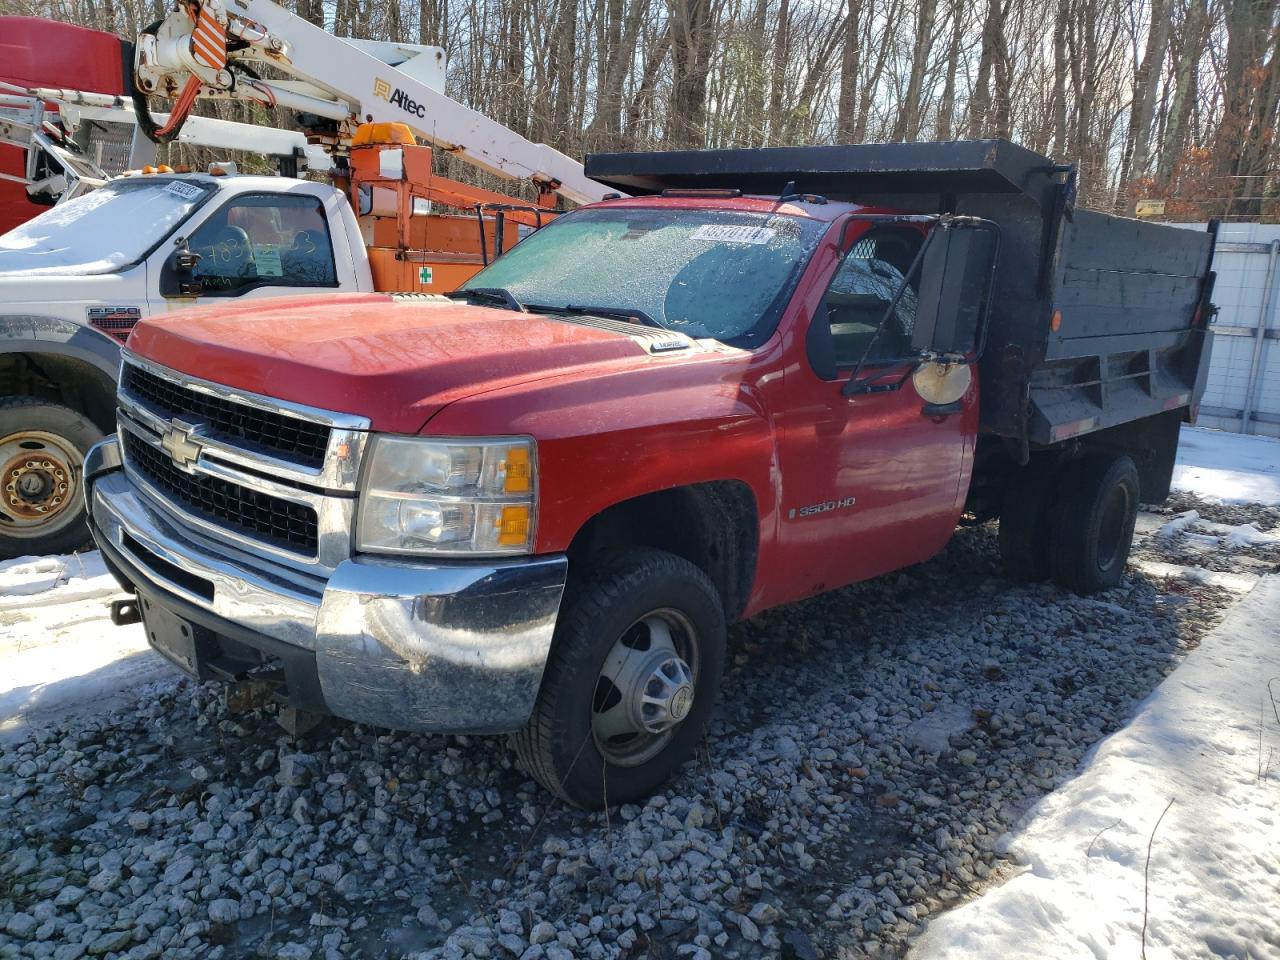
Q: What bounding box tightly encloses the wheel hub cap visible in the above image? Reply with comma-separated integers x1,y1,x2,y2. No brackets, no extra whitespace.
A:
633,651,695,733
3,454,69,520
591,610,699,766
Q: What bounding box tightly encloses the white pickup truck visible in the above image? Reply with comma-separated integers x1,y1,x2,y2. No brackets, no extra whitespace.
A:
0,170,373,557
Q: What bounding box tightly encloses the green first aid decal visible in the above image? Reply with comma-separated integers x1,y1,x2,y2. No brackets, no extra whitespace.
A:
418,266,433,284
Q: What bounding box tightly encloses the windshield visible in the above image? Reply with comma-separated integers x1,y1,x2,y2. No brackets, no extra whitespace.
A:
462,206,828,346
0,178,214,276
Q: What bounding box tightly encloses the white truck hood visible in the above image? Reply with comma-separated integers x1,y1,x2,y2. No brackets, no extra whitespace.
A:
0,177,210,277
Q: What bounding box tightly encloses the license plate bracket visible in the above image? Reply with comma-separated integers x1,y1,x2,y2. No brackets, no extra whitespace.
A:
137,588,213,681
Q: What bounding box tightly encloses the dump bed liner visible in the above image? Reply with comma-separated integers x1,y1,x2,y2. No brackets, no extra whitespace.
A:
586,140,1216,451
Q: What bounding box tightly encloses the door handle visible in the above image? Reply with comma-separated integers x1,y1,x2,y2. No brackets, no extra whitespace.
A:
921,400,963,418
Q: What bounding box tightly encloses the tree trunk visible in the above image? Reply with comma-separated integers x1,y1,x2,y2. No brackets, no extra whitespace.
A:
1050,0,1069,153
669,0,716,146
836,0,863,141
1115,0,1173,210
891,0,938,141
1158,0,1209,183
934,0,963,140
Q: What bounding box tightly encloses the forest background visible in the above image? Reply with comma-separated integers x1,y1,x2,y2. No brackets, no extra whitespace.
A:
4,0,1277,219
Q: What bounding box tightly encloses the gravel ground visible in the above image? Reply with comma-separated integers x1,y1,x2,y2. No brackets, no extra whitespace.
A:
0,521,1249,960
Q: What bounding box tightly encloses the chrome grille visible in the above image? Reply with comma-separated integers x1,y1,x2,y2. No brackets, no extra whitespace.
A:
122,431,319,555
115,353,371,572
122,362,331,468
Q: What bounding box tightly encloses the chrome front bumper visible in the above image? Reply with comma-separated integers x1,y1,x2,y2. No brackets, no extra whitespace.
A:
84,436,568,734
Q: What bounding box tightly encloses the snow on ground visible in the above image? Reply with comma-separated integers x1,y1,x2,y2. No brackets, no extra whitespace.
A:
910,573,1280,960
1173,424,1280,505
0,552,172,744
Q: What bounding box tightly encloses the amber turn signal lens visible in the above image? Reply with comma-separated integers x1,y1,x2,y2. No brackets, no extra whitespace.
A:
1051,310,1062,332
503,446,531,494
496,505,531,546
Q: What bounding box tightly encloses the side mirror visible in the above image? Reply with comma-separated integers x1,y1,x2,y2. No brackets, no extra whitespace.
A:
159,240,203,298
910,220,999,358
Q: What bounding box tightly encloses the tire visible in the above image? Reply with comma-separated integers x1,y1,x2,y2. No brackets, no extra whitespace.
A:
998,462,1057,582
513,547,727,809
0,397,103,560
1048,453,1140,595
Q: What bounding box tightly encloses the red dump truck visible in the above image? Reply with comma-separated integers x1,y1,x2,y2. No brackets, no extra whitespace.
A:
85,140,1216,807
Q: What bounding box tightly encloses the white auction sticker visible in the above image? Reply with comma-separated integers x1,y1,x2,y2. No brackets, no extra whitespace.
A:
253,245,283,277
164,180,204,202
690,224,776,244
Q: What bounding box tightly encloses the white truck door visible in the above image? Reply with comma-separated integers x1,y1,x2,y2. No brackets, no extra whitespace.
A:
148,183,360,312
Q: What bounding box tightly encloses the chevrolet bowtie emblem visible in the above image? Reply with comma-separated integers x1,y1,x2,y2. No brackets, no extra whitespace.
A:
160,420,203,471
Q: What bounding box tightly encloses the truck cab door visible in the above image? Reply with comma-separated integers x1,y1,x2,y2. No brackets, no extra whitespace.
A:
148,188,348,313
773,220,990,601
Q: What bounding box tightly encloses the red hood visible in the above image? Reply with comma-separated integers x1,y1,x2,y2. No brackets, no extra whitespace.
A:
128,293,647,433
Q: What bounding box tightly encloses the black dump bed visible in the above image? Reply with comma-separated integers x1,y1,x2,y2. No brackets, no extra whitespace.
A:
586,140,1217,450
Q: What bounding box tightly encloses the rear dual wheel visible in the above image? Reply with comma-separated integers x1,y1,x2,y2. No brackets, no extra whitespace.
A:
998,452,1140,595
514,548,726,809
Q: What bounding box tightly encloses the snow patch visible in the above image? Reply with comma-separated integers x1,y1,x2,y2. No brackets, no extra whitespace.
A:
1172,426,1280,505
910,574,1280,960
1156,510,1199,539
0,550,173,742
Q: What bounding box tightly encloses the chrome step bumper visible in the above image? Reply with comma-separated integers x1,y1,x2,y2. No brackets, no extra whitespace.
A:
84,436,567,734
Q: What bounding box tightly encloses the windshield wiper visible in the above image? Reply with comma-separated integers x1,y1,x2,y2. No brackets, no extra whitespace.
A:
447,287,525,312
538,303,663,329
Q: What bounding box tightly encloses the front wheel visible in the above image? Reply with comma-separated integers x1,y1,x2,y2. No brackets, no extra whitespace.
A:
0,398,103,560
514,548,726,808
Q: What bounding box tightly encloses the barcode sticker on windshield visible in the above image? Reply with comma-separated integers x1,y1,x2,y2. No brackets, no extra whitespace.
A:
690,225,775,244
165,181,204,202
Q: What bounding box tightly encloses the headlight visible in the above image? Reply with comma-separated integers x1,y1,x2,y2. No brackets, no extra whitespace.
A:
356,436,536,555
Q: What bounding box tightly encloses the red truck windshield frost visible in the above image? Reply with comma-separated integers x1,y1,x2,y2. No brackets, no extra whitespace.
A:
85,140,1217,808
462,205,827,345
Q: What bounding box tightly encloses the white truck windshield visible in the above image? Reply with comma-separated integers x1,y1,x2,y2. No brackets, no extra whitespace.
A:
0,178,214,276
463,207,828,346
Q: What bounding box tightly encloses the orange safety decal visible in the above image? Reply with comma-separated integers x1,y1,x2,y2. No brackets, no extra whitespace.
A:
190,6,227,70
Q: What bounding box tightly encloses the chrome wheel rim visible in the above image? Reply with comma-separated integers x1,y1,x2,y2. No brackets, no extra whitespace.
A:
0,430,83,538
591,608,699,767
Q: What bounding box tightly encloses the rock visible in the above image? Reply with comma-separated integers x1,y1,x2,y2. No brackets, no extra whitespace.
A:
6,913,38,939
736,914,761,941
54,886,85,908
86,930,132,955
208,899,239,924
190,765,211,782
775,736,802,762
904,702,975,754
127,811,152,831
529,921,556,945
163,856,195,886
497,933,525,956
748,902,782,925
498,910,523,935
277,754,315,788
87,868,120,892
276,944,312,960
